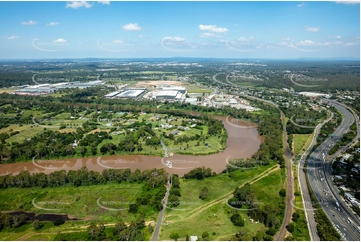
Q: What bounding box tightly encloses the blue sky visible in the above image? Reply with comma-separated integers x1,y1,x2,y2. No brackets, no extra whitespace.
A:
0,1,360,59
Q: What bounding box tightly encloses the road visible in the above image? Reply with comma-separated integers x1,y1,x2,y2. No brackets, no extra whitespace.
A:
160,139,169,158
32,115,60,128
306,99,360,241
151,177,171,241
32,74,40,85
211,74,294,241
297,110,334,241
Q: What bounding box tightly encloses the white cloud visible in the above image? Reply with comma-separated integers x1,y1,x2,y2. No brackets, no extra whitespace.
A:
238,36,255,42
328,35,342,39
162,37,186,42
21,20,37,25
266,45,278,49
279,38,292,47
46,22,60,26
305,26,320,32
345,42,359,46
336,1,360,4
53,38,67,43
123,23,142,31
7,36,19,40
161,36,195,52
200,32,216,38
138,35,151,39
295,40,330,47
199,24,228,33
66,1,93,9
98,1,110,5
112,40,124,44
279,41,291,47
297,2,306,8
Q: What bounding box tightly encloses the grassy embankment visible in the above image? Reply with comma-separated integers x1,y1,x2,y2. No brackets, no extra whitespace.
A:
289,133,313,240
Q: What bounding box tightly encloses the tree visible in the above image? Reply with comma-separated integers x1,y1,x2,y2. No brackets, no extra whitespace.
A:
148,224,154,234
230,214,245,227
202,231,209,239
80,146,87,157
286,223,295,233
53,218,65,226
32,220,43,230
253,231,265,241
87,222,105,240
129,203,138,213
170,232,180,241
12,214,26,228
113,220,127,236
135,216,146,229
185,234,189,241
266,228,277,236
87,222,99,239
292,211,300,222
168,194,180,207
279,188,286,197
199,186,209,200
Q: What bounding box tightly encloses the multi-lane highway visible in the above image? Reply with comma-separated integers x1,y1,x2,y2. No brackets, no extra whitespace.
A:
305,100,360,241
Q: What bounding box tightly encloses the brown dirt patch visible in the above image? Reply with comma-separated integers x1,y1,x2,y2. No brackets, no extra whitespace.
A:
134,80,183,88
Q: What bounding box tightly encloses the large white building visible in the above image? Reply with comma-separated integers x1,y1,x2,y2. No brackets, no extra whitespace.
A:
156,90,179,99
115,89,145,98
162,86,186,94
15,87,54,95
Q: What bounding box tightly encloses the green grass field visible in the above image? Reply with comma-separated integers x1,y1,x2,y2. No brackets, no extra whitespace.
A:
5,125,47,143
187,89,212,94
0,183,153,223
159,164,280,241
293,134,313,155
0,182,162,241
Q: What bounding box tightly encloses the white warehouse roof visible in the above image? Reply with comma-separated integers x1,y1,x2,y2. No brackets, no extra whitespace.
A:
162,86,185,91
116,89,145,98
156,91,178,97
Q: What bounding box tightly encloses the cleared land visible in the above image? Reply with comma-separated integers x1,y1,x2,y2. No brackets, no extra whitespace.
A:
133,80,183,88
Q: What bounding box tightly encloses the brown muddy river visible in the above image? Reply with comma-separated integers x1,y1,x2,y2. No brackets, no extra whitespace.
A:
0,116,262,177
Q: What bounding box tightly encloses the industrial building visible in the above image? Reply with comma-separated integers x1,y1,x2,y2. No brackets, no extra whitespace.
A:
162,86,186,94
115,89,145,98
156,90,179,99
15,86,54,96
185,98,198,105
104,91,122,98
14,80,105,96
